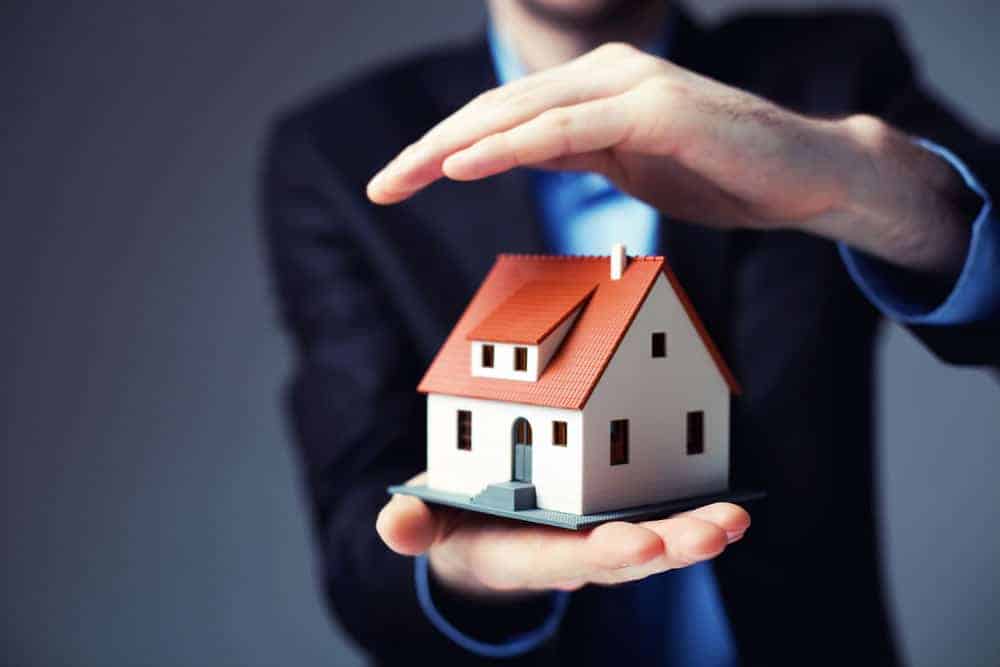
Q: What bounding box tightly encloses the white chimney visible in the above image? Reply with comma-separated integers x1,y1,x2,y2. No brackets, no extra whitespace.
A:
610,242,627,280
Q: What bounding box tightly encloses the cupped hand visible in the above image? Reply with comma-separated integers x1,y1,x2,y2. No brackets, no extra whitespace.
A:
376,474,750,597
367,42,863,228
366,42,971,273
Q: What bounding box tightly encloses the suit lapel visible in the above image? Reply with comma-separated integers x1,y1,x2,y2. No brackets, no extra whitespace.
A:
391,36,545,343
421,36,546,256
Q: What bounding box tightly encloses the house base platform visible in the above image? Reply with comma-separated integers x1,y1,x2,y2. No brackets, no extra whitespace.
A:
387,484,766,531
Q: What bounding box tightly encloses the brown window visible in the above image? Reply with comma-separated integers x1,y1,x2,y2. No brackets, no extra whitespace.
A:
686,411,704,455
481,344,494,368
514,346,528,371
651,331,667,358
552,421,568,446
610,419,629,465
457,410,472,450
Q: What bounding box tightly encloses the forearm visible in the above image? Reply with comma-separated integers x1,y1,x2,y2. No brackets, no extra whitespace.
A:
805,114,978,274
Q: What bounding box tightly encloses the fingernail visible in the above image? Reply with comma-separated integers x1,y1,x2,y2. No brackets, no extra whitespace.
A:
726,529,747,543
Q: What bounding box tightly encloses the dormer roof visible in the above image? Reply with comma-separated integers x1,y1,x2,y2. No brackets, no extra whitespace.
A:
418,254,740,409
466,280,596,344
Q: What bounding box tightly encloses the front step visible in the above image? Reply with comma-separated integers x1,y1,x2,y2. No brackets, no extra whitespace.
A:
472,481,537,511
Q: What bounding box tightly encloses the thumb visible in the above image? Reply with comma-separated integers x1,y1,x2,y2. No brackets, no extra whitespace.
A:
376,488,438,556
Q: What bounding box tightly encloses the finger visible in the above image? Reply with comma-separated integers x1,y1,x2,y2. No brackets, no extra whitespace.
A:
441,95,633,181
587,516,730,586
376,493,438,556
365,77,593,205
367,53,659,204
584,521,666,570
642,515,729,567
678,502,751,541
418,53,654,156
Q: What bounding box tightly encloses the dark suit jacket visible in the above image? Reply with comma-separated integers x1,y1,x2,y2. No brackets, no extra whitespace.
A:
259,7,999,666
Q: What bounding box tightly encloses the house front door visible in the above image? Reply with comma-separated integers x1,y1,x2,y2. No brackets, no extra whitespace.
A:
512,418,532,482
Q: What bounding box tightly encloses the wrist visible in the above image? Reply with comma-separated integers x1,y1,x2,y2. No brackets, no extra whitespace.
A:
825,114,973,273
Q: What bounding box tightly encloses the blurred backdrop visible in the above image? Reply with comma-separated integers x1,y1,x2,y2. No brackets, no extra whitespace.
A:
2,1,998,665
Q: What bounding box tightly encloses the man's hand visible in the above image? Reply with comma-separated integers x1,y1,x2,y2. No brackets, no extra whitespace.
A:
376,474,750,597
367,42,973,273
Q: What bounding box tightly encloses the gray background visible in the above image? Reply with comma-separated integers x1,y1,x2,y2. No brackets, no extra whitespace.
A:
2,1,997,665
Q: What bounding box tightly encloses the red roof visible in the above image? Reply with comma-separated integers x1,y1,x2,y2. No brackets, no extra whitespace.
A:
466,280,597,344
418,254,740,409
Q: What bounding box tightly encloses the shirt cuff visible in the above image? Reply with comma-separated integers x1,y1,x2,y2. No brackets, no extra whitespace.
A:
414,554,571,658
838,139,1000,325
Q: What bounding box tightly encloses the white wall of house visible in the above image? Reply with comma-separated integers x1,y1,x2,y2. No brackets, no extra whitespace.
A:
536,308,582,375
426,393,584,513
580,274,731,514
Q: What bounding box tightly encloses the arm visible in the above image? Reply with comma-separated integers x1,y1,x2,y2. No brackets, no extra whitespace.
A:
836,18,1000,364
366,20,1000,368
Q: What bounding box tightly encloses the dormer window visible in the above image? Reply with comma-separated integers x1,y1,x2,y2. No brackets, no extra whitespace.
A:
514,346,528,371
467,280,596,382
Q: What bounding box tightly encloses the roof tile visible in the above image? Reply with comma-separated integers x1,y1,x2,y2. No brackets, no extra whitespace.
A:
466,280,596,344
418,254,740,409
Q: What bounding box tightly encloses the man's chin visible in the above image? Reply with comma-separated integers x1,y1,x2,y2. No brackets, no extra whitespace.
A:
516,0,662,31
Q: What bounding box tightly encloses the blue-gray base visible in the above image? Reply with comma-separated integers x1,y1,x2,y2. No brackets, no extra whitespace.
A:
387,484,766,531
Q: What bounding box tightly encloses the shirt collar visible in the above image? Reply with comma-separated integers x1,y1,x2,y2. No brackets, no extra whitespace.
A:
488,12,675,85
487,14,675,201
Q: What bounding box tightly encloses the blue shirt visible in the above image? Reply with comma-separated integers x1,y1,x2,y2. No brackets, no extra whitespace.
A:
415,19,1000,665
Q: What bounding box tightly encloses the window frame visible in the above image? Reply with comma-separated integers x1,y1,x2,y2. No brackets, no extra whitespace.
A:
686,410,704,455
610,419,629,465
457,410,472,451
552,420,568,447
514,346,528,371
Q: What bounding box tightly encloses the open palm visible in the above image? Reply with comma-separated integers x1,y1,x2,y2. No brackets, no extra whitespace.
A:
377,474,749,595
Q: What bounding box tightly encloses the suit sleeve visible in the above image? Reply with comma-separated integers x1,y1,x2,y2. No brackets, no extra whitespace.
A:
838,140,999,324
258,115,560,664
844,15,1000,367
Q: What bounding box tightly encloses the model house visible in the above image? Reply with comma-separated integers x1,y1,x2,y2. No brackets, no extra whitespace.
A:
416,244,741,517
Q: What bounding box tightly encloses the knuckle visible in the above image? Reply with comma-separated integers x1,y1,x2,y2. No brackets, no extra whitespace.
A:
539,107,572,130
843,113,890,148
639,75,688,103
596,41,638,59
629,49,669,73
505,89,538,114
